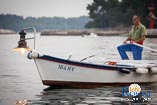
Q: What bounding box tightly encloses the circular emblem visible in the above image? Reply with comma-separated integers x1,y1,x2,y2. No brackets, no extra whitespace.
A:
129,83,141,96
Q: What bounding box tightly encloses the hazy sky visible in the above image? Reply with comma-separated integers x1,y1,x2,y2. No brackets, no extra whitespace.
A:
0,0,93,18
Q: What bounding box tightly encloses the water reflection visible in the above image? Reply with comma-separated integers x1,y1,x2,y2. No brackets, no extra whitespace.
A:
29,85,156,105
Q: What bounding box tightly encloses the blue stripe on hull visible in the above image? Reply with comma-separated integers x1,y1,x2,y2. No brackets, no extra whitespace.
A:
38,55,135,72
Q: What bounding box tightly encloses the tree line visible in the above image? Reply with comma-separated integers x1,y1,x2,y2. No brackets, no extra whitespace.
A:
86,0,157,29
0,14,90,32
1,0,157,31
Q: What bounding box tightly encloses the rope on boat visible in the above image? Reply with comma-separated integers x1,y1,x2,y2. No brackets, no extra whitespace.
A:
80,55,95,62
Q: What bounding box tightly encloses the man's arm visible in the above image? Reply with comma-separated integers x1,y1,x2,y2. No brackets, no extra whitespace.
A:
123,26,133,43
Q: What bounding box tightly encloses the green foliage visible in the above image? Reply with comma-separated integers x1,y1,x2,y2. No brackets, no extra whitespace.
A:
86,0,157,28
0,14,90,32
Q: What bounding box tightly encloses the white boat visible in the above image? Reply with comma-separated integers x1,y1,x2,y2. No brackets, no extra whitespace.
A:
26,51,157,88
15,27,157,88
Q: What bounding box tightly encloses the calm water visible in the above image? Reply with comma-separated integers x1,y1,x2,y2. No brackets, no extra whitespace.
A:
0,34,157,105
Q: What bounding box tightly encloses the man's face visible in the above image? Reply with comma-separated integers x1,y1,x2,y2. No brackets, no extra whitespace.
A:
132,16,139,26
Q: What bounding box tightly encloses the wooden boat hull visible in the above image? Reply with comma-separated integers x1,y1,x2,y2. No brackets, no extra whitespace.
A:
34,55,157,88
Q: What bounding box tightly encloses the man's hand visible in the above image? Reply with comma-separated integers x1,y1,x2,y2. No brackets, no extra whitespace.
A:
123,40,127,44
123,39,135,44
130,40,135,44
123,38,131,44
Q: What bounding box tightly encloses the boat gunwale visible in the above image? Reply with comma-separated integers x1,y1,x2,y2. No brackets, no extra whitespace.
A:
38,55,135,71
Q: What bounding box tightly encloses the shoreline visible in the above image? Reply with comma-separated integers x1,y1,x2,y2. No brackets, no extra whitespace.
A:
40,29,128,36
0,33,16,35
40,29,157,38
0,29,157,38
0,29,16,35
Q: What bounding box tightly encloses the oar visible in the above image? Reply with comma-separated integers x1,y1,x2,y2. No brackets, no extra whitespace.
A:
132,42,157,53
80,42,157,62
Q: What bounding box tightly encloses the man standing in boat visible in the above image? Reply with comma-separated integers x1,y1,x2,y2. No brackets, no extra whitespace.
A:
117,15,147,60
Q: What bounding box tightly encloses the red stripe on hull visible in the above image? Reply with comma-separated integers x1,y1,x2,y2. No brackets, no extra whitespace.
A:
42,80,153,89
